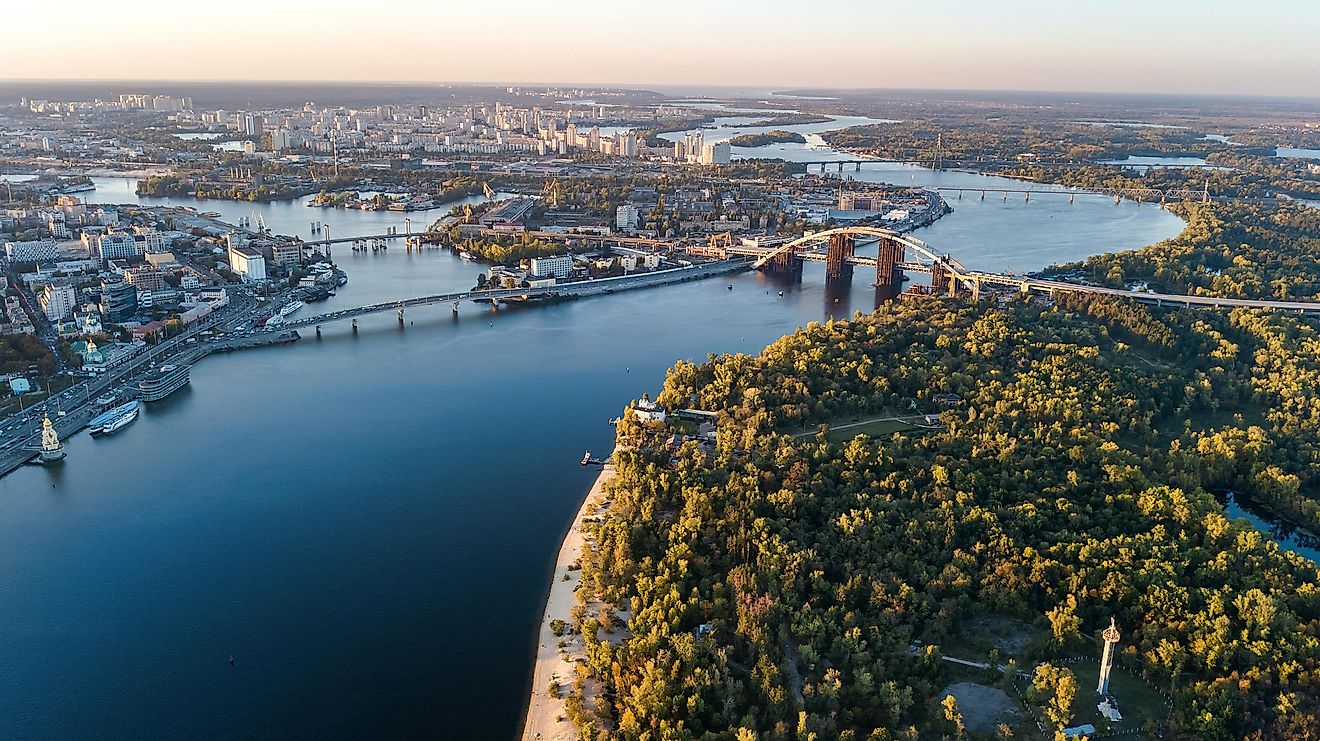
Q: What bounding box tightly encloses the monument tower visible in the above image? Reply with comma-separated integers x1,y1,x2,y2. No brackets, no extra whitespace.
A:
1097,617,1121,695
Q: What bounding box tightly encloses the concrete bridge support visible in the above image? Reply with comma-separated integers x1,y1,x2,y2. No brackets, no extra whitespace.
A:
766,248,804,277
826,233,855,282
931,261,952,295
874,236,905,294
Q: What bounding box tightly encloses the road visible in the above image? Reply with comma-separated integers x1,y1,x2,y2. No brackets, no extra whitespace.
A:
0,288,271,478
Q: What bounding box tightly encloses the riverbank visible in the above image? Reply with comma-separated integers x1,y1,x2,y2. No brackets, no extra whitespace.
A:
520,463,615,741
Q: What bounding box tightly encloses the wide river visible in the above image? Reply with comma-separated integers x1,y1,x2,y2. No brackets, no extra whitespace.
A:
1,116,1187,739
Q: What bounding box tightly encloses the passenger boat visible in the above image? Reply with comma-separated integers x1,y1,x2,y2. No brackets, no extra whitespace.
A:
89,401,139,435
97,406,139,436
138,365,190,402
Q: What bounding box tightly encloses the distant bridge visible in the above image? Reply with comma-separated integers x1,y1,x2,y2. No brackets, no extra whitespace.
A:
796,157,1229,172
729,226,1320,314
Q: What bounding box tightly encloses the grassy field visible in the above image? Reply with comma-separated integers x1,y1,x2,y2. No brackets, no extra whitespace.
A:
825,417,916,441
1014,659,1168,739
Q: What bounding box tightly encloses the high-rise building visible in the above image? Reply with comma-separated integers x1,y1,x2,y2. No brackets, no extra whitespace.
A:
700,141,731,166
243,114,264,137
528,255,573,279
96,232,142,264
125,266,168,293
39,283,76,321
616,204,640,231
100,277,138,323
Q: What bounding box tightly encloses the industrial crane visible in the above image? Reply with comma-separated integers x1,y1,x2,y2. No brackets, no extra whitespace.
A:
540,178,561,206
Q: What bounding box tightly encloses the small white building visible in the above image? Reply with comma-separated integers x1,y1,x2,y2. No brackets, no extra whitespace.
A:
632,396,666,423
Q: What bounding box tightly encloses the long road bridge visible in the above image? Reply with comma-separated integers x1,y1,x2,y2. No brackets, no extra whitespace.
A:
797,157,1230,172
273,260,745,330
294,227,671,251
275,226,1320,334
727,226,1320,314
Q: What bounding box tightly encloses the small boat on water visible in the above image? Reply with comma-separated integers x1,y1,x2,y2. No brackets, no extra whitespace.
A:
580,450,604,466
459,251,476,261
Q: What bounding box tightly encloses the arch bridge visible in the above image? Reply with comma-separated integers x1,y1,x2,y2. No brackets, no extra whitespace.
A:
726,226,1320,312
729,226,965,295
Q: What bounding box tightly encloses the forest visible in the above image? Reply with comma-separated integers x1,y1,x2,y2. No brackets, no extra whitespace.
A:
728,131,808,148
562,203,1320,739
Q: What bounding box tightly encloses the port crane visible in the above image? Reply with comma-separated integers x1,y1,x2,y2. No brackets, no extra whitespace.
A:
482,181,495,199
540,178,561,206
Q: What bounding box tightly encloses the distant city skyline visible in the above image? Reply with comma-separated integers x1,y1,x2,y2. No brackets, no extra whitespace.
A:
6,0,1319,98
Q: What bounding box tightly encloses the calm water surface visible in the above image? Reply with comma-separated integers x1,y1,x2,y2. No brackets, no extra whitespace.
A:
1,123,1188,739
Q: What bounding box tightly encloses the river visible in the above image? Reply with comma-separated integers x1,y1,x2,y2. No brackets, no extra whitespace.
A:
1,117,1187,739
1218,492,1320,563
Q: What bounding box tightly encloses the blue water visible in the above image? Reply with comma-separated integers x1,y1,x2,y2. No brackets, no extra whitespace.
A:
1276,147,1320,160
1221,492,1320,563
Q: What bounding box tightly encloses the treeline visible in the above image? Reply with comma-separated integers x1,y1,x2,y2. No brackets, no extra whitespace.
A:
572,296,1320,739
135,175,312,202
728,130,807,148
0,333,56,376
1052,201,1320,300
446,231,565,264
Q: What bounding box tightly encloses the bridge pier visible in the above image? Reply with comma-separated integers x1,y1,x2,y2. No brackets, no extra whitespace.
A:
874,236,905,297
397,306,405,325
766,248,804,277
352,318,358,334
932,261,951,295
452,301,460,315
980,191,985,200
826,233,855,282
315,324,322,339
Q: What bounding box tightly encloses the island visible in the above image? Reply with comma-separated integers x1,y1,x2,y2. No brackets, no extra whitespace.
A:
728,129,808,147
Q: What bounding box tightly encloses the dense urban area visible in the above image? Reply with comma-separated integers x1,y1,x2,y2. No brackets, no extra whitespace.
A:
3,81,1319,740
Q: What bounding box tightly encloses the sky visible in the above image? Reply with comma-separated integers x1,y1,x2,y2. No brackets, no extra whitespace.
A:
7,0,1318,97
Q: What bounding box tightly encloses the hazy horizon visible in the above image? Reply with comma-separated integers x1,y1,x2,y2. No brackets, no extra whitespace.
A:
8,0,1318,98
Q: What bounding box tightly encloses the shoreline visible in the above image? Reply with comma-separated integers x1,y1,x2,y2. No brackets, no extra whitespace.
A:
519,463,616,740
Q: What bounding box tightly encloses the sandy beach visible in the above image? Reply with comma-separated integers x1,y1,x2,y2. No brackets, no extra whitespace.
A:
520,464,615,740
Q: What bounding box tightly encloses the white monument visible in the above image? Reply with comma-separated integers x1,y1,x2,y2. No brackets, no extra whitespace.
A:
1097,617,1120,695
